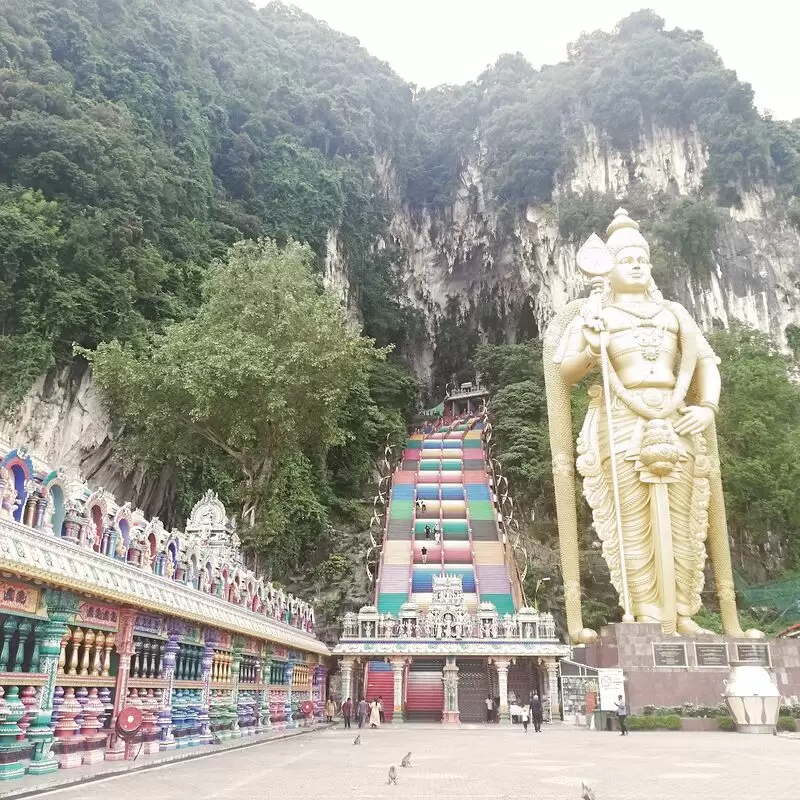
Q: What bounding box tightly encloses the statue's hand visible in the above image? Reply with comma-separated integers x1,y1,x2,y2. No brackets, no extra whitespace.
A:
581,311,606,354
674,405,714,437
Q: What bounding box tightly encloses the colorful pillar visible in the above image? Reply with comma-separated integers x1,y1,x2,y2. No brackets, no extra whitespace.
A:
105,607,136,761
198,633,215,745
230,640,242,739
159,632,180,751
26,591,77,775
260,652,272,732
284,660,295,729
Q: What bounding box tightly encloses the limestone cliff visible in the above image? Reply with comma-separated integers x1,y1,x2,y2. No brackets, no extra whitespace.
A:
381,124,800,378
6,125,800,522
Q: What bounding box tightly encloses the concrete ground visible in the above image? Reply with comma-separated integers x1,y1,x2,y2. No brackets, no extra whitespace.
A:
19,723,799,800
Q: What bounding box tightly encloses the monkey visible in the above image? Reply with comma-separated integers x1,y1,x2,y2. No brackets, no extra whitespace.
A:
400,751,412,767
353,735,360,745
387,766,398,785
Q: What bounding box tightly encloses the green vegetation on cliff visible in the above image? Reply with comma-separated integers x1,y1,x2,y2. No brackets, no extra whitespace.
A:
0,0,417,409
2,0,800,592
84,238,409,574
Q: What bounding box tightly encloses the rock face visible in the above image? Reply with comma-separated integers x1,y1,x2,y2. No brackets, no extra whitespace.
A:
0,361,178,523
5,125,800,520
383,125,800,373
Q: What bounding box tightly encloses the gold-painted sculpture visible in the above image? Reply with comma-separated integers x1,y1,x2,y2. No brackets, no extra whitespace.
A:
544,208,761,644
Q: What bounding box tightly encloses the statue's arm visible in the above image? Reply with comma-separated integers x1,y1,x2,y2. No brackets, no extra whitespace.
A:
556,317,599,385
693,356,721,408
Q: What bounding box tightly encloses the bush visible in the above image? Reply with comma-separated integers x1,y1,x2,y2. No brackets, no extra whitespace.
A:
627,714,681,730
777,716,797,732
716,715,736,731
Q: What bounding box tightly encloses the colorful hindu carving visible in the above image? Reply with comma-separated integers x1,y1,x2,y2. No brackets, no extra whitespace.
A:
0,441,328,780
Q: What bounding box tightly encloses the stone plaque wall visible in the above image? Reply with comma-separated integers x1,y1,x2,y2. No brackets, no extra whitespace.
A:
575,623,800,712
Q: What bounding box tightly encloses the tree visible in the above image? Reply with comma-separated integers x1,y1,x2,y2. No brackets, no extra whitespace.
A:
84,238,388,567
710,324,800,565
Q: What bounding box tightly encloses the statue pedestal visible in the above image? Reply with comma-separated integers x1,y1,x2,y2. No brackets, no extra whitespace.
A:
574,622,799,714
441,710,460,726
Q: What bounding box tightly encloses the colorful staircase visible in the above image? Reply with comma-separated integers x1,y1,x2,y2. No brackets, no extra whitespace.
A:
364,660,394,722
376,414,519,620
464,425,516,615
412,421,478,612
405,658,444,722
376,433,421,615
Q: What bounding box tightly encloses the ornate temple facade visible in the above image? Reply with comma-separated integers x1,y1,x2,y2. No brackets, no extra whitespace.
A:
0,439,328,780
332,394,569,724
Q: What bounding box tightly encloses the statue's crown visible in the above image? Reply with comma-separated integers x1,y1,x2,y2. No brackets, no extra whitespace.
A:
605,207,649,257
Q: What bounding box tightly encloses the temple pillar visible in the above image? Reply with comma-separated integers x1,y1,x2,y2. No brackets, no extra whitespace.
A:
284,661,295,728
545,658,560,723
230,641,242,739
314,664,328,723
197,634,215,745
390,659,404,723
27,591,76,775
105,607,136,761
340,658,354,707
159,633,180,750
260,653,272,732
493,659,510,724
441,657,460,726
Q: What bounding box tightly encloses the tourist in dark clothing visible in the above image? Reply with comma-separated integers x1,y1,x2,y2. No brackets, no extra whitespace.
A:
425,525,431,540
342,697,352,728
378,696,385,724
530,694,543,733
421,545,428,564
615,695,628,736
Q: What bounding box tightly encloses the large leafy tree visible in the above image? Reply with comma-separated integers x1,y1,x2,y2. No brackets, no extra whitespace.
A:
84,238,388,570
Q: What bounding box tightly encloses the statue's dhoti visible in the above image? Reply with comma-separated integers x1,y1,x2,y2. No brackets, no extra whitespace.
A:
578,387,710,632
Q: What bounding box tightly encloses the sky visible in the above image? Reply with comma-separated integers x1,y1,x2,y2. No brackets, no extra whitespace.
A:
255,0,799,121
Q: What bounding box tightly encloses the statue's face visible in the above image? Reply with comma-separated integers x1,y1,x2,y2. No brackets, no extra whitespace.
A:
610,246,651,291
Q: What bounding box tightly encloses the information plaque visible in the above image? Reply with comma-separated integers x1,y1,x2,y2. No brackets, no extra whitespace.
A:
652,642,688,667
694,642,728,668
735,643,770,666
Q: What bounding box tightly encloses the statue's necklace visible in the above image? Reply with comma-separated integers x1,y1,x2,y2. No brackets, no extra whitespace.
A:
610,304,666,361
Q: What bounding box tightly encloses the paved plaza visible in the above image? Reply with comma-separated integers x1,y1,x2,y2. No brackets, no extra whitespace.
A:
21,723,798,800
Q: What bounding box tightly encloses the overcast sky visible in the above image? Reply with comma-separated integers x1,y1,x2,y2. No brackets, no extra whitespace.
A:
256,1,798,121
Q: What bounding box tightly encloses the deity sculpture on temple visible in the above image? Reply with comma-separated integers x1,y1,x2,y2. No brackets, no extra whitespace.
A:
544,208,761,644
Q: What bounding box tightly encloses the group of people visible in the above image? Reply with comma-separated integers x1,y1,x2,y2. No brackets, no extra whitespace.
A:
519,694,544,733
422,522,441,543
484,693,544,732
338,697,385,729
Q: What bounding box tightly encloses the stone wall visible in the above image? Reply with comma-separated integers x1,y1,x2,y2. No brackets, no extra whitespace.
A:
574,622,800,712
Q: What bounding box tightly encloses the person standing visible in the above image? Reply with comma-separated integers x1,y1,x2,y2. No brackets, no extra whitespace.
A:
485,694,494,723
521,704,530,733
325,698,335,723
530,694,543,733
421,545,428,564
378,696,385,724
369,698,381,729
342,697,352,728
357,697,368,728
434,527,441,545
615,695,629,736
425,524,431,540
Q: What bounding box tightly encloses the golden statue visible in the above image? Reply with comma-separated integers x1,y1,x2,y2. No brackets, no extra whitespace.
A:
544,208,761,644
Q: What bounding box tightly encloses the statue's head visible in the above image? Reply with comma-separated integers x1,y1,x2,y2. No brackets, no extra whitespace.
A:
604,208,658,297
